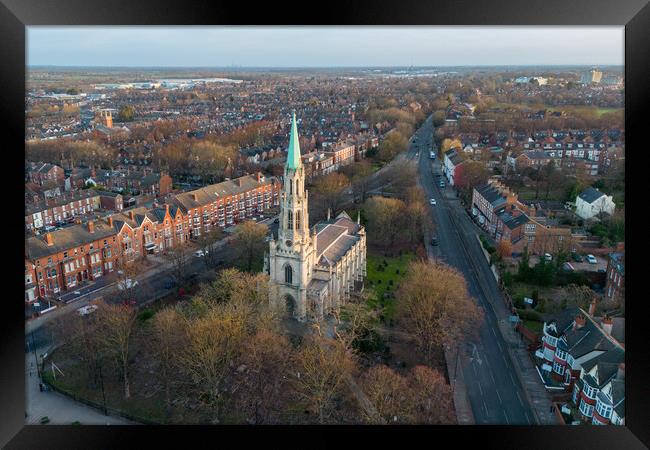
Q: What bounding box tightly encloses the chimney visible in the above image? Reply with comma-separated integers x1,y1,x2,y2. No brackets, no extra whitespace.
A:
45,232,54,246
107,216,113,227
191,193,198,201
588,299,597,316
256,172,262,182
616,363,625,380
601,315,613,335
87,220,95,233
129,210,135,220
573,314,586,330
165,204,170,215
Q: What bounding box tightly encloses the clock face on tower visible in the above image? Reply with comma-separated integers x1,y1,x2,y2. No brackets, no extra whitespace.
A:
285,240,293,247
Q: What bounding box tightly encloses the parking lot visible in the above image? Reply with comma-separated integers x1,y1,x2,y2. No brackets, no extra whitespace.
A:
529,254,608,272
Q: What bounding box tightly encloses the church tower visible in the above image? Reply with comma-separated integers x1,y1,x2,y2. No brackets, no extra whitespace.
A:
268,111,316,321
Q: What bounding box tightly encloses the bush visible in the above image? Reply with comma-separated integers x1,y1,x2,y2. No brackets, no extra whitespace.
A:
138,309,154,322
502,271,514,287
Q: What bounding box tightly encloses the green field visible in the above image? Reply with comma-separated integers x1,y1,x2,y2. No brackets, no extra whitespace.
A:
522,320,544,334
365,251,415,321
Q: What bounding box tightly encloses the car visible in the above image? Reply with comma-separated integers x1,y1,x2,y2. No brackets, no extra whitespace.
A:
194,249,208,257
43,225,56,232
586,254,598,264
572,253,584,263
430,237,439,246
77,305,98,316
430,198,437,205
544,253,552,262
439,182,445,188
117,278,138,290
163,278,176,289
562,262,575,272
273,218,279,224
597,268,607,273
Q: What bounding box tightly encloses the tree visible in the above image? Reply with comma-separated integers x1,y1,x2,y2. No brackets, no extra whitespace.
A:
231,329,293,424
363,196,406,247
312,172,350,217
341,160,373,204
232,220,268,272
196,228,225,269
396,261,483,362
114,257,145,303
496,240,513,259
359,365,413,423
117,105,135,122
377,131,408,162
95,301,138,399
150,307,185,415
167,244,191,283
291,336,355,423
410,365,455,424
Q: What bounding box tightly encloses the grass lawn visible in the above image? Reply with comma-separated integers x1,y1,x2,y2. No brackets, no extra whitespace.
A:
365,251,415,322
522,320,544,334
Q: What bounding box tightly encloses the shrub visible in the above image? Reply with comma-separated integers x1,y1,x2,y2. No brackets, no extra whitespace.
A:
516,308,542,322
138,309,154,322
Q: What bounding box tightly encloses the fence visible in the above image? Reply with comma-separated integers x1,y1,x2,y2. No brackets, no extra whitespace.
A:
41,377,159,425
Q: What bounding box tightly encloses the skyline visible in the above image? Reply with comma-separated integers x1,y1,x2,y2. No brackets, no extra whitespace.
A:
27,26,624,68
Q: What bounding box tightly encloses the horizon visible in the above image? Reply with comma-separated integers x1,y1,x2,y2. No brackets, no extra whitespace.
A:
27,27,624,67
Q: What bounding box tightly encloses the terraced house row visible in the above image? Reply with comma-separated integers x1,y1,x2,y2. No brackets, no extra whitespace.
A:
25,172,280,301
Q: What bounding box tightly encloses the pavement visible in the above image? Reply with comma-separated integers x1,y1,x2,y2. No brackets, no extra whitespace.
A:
413,119,558,425
25,343,132,425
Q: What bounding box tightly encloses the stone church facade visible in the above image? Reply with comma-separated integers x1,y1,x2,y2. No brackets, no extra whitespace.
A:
265,111,366,322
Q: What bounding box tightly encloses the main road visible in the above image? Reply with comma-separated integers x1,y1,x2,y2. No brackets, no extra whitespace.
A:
410,117,537,424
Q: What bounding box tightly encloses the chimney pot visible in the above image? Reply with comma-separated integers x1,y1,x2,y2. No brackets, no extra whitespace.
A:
574,315,586,330
108,216,113,227
588,299,597,316
129,210,135,220
45,233,54,246
88,220,95,233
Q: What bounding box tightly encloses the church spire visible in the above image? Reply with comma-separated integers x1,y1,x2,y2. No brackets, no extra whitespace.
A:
286,110,302,170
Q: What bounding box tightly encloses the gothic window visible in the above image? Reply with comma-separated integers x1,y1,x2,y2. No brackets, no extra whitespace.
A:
285,265,293,284
289,181,292,195
296,210,301,230
288,211,293,230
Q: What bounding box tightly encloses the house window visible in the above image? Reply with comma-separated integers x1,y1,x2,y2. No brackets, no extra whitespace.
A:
285,265,293,284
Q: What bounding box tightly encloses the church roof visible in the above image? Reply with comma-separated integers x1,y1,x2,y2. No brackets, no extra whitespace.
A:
286,111,302,170
315,221,360,267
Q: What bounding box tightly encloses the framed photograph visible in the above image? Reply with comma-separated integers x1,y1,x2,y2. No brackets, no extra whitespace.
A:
2,0,646,448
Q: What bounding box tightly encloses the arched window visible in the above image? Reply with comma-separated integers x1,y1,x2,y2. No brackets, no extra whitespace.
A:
287,211,293,230
296,210,301,230
289,180,292,195
285,265,293,284
295,179,299,196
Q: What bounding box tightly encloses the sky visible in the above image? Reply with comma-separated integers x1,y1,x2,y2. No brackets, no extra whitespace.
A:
27,26,624,67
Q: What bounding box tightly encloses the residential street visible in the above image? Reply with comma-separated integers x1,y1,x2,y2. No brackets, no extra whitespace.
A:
412,118,557,425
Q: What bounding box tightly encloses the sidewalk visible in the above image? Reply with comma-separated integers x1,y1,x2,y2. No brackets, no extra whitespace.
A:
26,350,132,425
444,346,474,425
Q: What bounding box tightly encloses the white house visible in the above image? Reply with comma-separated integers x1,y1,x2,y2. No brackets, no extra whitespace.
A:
443,148,464,186
575,187,616,220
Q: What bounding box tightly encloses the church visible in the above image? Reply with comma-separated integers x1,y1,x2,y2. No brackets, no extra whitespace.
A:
265,111,367,322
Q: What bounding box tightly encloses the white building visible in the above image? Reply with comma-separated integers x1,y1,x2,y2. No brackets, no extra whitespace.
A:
575,187,616,220
443,148,464,186
265,112,366,322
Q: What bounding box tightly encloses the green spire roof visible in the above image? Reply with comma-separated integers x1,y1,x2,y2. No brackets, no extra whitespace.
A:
286,110,302,170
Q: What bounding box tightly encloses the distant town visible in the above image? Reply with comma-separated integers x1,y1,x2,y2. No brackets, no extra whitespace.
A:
25,65,624,426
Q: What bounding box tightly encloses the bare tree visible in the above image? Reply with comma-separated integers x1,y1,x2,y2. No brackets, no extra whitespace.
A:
95,301,138,399
232,220,268,272
312,172,350,217
396,261,484,363
150,307,185,416
291,336,355,424
196,228,225,269
167,244,191,283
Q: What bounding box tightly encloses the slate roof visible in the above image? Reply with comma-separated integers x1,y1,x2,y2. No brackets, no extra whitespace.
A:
475,184,507,209
173,174,277,211
26,221,116,259
579,187,605,204
314,212,362,267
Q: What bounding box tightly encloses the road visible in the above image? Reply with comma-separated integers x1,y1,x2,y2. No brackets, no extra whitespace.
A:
411,117,538,425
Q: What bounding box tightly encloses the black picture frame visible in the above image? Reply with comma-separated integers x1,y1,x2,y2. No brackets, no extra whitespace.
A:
2,0,647,448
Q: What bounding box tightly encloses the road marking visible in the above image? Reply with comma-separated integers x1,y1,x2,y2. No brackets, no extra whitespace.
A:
478,382,483,397
496,389,502,405
510,373,516,385
473,364,478,376
503,410,510,424
517,391,524,406
491,327,497,337
483,401,489,416
489,370,496,384
502,354,508,366
497,341,503,352
525,411,532,424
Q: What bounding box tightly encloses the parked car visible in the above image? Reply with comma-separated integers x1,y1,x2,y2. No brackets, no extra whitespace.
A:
586,254,598,264
562,262,575,272
430,198,437,205
439,181,445,188
117,279,138,290
273,217,279,224
77,305,98,316
43,225,56,232
194,249,208,258
544,253,552,262
430,237,439,246
572,252,584,263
